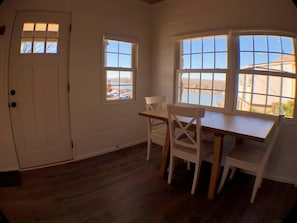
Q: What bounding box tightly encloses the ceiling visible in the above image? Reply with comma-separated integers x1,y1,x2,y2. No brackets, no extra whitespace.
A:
139,0,165,4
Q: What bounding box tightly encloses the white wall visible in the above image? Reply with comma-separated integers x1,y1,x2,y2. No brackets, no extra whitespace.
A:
0,0,151,170
0,0,296,184
151,0,297,184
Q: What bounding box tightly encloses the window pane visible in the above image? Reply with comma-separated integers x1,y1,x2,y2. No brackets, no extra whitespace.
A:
215,36,227,51
253,75,267,94
106,53,118,67
281,37,294,54
22,23,34,37
47,23,59,38
189,72,200,89
35,23,47,37
119,42,132,54
212,90,225,107
213,73,226,91
268,76,281,96
267,96,281,114
282,77,296,98
119,71,133,99
281,99,294,118
192,39,202,53
201,73,212,90
252,94,266,113
107,71,119,100
119,54,131,68
240,52,253,69
239,36,253,51
191,54,202,69
46,39,58,53
254,52,268,70
33,39,45,53
203,37,214,52
203,53,214,68
237,92,252,111
20,38,33,54
215,52,227,69
106,40,118,53
254,36,267,52
182,40,190,54
200,90,212,106
182,55,191,69
268,36,281,53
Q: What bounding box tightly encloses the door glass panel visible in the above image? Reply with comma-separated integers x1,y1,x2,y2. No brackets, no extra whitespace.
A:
20,22,59,54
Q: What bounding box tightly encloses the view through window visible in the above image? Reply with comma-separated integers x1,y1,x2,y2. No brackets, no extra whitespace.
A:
237,35,296,118
103,37,136,101
177,35,227,108
176,32,296,119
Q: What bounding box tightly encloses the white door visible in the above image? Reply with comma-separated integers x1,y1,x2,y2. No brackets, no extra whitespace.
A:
9,11,73,168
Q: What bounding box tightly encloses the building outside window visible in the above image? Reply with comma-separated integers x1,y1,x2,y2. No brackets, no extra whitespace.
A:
176,31,296,119
103,35,137,102
237,35,296,118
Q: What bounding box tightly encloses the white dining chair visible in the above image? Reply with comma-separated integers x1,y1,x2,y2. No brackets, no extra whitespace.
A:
217,115,283,203
144,96,167,161
167,104,214,194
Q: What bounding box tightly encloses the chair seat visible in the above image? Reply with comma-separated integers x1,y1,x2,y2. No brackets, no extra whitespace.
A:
173,140,213,163
151,126,167,145
227,145,265,166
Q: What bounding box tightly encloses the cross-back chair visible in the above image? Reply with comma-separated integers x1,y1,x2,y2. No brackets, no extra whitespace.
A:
167,104,213,194
144,96,167,161
217,115,283,203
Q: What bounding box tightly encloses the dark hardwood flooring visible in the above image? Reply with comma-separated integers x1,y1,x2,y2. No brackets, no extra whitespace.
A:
0,143,296,223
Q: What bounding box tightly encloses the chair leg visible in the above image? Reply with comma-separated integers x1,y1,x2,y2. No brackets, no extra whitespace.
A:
187,161,191,170
147,139,151,161
250,175,262,203
191,162,201,194
229,167,236,179
217,162,230,194
168,155,175,185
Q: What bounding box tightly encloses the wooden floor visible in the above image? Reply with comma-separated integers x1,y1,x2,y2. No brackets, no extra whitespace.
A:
0,143,296,223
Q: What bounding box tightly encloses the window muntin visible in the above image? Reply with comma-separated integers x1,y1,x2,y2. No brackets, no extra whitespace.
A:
177,35,227,108
237,35,296,118
104,38,136,102
20,22,59,54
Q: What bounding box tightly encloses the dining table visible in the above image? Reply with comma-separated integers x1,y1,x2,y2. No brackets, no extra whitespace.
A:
138,108,276,200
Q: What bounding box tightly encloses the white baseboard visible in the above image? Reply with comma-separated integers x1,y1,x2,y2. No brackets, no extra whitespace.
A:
75,139,146,161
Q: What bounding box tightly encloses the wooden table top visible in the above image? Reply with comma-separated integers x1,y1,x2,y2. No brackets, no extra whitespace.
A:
139,108,276,142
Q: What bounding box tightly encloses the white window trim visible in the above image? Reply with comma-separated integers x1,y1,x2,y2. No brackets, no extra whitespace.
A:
101,34,138,104
174,29,297,122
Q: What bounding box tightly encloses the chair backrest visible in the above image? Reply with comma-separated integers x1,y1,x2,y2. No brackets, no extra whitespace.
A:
261,115,283,168
144,96,166,111
167,104,205,152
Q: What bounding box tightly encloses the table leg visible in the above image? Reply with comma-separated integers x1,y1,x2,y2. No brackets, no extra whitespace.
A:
207,134,223,200
159,123,170,178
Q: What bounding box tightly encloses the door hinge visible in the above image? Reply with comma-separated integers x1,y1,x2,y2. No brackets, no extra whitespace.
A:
69,24,72,32
71,140,74,148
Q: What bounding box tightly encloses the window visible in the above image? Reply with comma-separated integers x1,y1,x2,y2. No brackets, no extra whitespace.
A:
176,31,297,119
103,36,137,102
20,23,59,54
177,35,227,108
237,35,296,118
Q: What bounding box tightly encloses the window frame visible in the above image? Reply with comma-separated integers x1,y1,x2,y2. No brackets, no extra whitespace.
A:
174,29,297,121
102,34,138,104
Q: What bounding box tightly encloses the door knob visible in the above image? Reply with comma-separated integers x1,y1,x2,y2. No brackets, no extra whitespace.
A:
10,89,16,95
11,102,17,108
